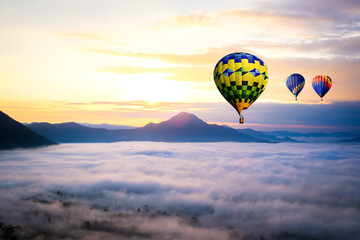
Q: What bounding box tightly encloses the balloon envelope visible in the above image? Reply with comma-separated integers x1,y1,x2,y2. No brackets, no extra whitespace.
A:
312,75,332,100
286,73,305,100
213,52,268,123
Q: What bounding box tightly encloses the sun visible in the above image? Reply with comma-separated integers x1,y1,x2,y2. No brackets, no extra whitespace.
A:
121,74,186,103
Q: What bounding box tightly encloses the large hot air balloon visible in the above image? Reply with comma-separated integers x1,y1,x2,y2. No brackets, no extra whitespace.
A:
213,52,268,124
286,73,305,101
312,75,332,101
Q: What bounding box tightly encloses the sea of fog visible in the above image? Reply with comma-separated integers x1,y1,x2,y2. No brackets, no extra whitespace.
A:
0,142,359,240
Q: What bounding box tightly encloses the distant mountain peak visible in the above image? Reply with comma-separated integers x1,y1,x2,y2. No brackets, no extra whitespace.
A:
165,112,206,127
60,122,84,127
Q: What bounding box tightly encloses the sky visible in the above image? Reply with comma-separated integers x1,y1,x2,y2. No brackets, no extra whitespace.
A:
0,0,359,131
0,142,359,239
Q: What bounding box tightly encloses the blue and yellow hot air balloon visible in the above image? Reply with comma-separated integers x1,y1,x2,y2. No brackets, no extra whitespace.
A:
312,75,332,101
286,73,305,101
213,52,268,124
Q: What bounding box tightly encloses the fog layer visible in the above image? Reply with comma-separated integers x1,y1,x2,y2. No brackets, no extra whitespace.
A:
0,142,359,239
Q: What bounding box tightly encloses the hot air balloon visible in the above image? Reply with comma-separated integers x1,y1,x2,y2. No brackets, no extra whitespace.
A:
312,75,332,101
213,52,268,124
286,73,305,101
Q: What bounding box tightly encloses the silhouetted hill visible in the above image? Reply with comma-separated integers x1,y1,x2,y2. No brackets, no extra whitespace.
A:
28,112,268,143
27,122,116,143
0,111,56,150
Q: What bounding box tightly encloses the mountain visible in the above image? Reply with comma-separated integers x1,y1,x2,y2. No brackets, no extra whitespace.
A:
263,131,304,138
132,112,265,142
0,111,56,150
261,130,356,143
339,136,360,142
77,123,135,130
237,128,300,143
27,122,116,143
28,112,269,143
264,130,355,138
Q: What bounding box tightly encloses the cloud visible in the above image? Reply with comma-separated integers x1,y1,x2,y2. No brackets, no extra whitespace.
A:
156,0,360,34
0,142,360,239
58,32,109,41
91,33,360,68
155,9,311,29
126,150,180,158
270,0,360,23
103,65,211,82
145,1,360,59
66,100,205,113
245,37,360,59
88,48,220,65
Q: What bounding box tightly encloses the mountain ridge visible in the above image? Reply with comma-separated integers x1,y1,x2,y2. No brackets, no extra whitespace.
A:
0,111,56,150
27,112,269,143
25,112,356,144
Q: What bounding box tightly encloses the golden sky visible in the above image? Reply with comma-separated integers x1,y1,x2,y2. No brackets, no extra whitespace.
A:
1,0,359,129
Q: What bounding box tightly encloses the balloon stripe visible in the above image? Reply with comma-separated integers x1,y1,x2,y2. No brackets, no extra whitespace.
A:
312,75,332,100
286,73,305,99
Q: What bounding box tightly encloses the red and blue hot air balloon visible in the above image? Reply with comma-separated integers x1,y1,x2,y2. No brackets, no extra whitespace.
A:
286,73,305,101
312,75,332,101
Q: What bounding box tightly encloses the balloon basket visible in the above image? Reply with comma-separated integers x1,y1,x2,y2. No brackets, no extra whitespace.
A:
239,115,244,124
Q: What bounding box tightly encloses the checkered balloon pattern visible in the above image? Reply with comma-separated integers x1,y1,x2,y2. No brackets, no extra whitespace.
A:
213,52,268,113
